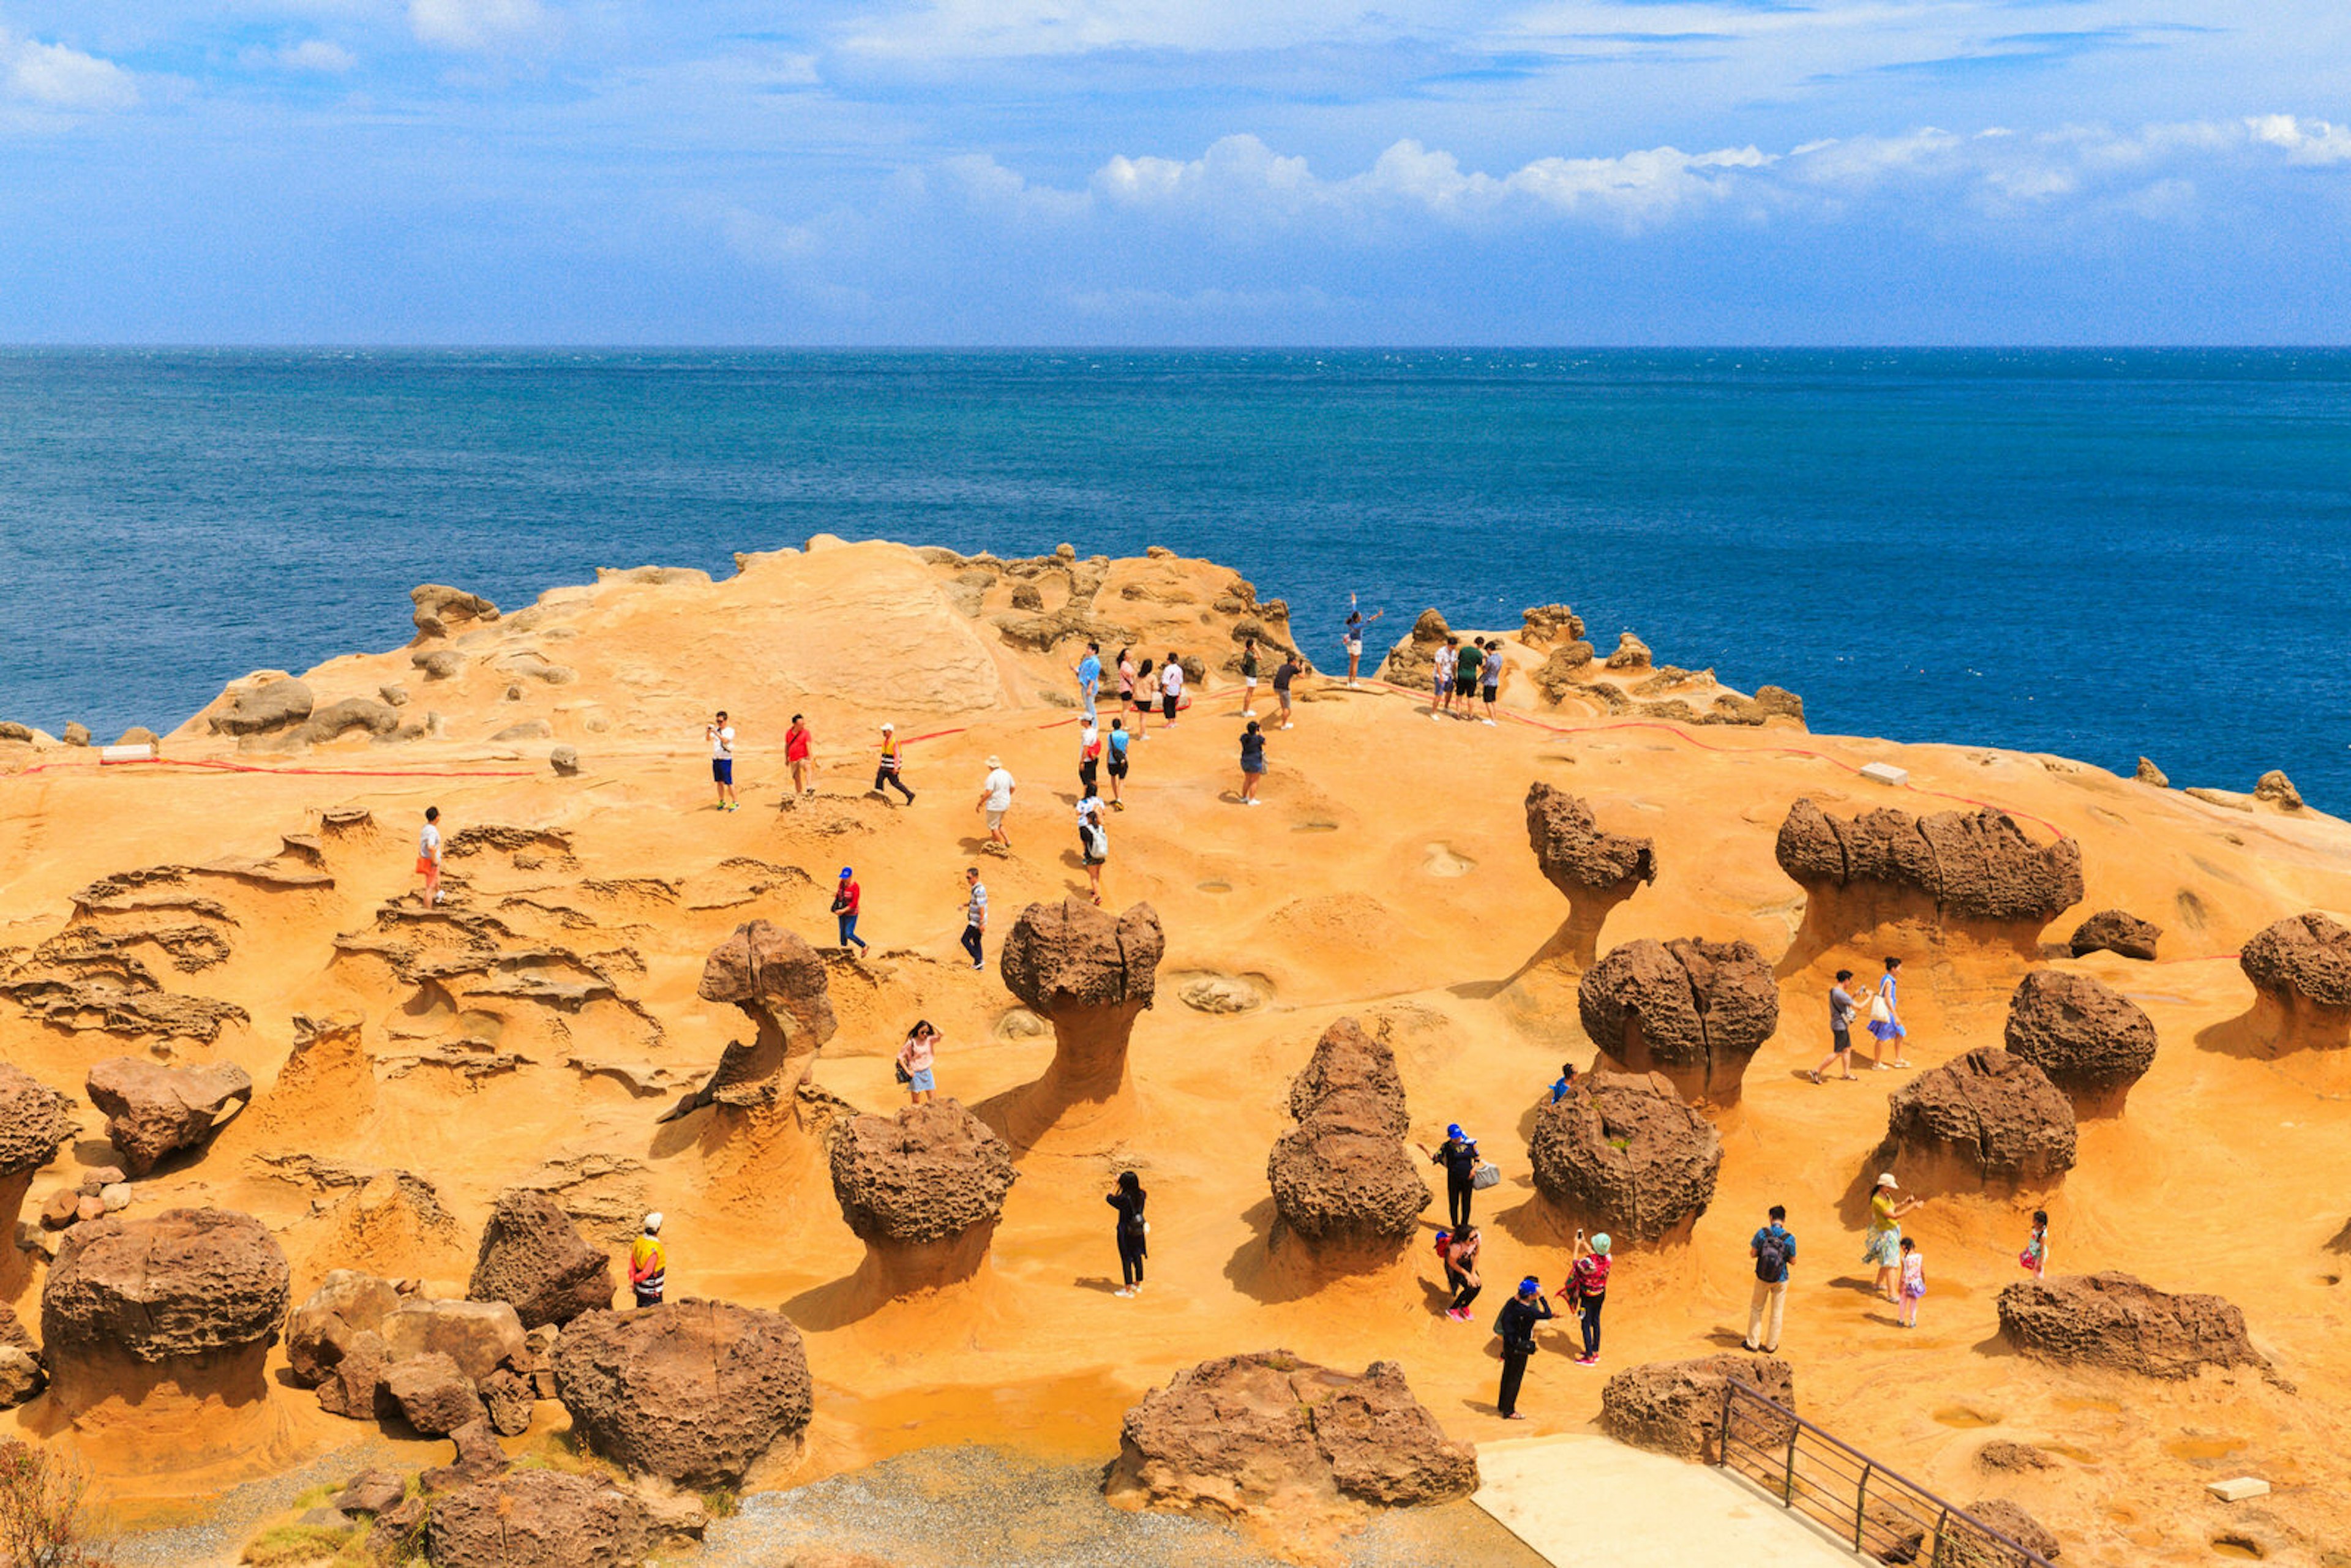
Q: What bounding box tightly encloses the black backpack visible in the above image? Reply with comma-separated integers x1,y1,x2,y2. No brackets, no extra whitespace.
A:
1755,1231,1789,1285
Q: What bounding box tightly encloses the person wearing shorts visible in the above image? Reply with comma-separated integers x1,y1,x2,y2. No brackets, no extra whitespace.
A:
1480,645,1501,725
1455,640,1483,711
707,711,738,811
1078,723,1103,798
1812,969,1861,1083
1105,719,1131,809
1431,639,1457,719
1341,593,1381,688
785,713,814,796
1239,637,1261,718
1273,654,1300,729
416,806,444,906
977,756,1016,849
1076,795,1108,904
1158,653,1184,728
1238,720,1267,805
897,1021,940,1105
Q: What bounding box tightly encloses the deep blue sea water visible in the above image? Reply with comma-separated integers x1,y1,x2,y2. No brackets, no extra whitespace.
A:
1,349,2345,808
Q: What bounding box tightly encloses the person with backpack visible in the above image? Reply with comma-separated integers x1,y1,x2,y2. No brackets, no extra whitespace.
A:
1076,795,1108,904
1436,1225,1482,1321
1745,1204,1798,1353
1493,1276,1553,1419
1104,718,1131,810
1417,1124,1482,1230
1564,1229,1610,1367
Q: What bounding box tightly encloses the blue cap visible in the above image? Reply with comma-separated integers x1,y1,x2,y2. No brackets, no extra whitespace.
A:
1447,1123,1464,1139
840,866,853,877
1519,1276,1540,1294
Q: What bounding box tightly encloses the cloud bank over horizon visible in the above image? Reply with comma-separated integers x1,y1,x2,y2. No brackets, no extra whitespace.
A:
0,0,2347,342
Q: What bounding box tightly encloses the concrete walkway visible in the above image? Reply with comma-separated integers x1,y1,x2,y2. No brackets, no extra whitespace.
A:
1472,1435,1867,1567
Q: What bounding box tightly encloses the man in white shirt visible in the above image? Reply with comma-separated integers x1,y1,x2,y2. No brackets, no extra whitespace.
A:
707,711,738,812
1158,652,1185,729
977,754,1016,849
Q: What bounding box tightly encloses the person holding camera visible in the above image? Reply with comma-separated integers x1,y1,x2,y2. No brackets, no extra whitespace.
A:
1494,1276,1554,1420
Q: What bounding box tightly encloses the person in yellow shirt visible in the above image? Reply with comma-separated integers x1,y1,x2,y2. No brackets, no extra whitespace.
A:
630,1212,667,1308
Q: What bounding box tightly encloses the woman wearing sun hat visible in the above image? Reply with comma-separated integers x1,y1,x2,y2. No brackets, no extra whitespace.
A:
1865,1172,1920,1302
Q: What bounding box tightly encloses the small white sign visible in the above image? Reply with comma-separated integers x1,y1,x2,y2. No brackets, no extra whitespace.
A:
2206,1477,2271,1502
1858,761,1910,787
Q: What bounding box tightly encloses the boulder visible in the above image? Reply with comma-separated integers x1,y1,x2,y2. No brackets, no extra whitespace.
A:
0,1305,43,1407
317,1329,391,1420
550,745,582,776
1267,1122,1431,1255
410,584,500,641
1107,1351,1476,1523
1530,642,1599,703
480,1365,538,1436
1774,798,2084,926
1975,1440,2055,1473
0,1064,76,1242
0,721,31,743
2134,757,2169,787
552,1300,814,1488
1604,632,1652,671
427,1469,650,1568
1529,1071,1722,1244
291,697,402,746
2003,971,2158,1116
62,721,91,747
385,1351,484,1437
2240,912,2351,1013
1577,937,1779,1105
380,1298,527,1384
1599,1354,1796,1463
696,920,841,1099
1377,609,1453,686
1518,604,1585,649
828,1100,1018,1249
468,1188,615,1329
84,1056,253,1176
206,677,314,737
334,1469,408,1516
1875,1049,2076,1193
2067,909,2160,962
1000,899,1164,1014
1955,1499,2062,1564
2254,770,2303,810
1995,1272,2267,1380
492,719,553,741
1285,1017,1408,1135
287,1269,403,1386
41,1208,289,1402
1524,784,1657,895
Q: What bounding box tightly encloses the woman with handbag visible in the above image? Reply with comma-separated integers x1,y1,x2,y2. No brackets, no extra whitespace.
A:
1867,956,1913,1070
1108,1170,1149,1297
896,1020,940,1106
1417,1124,1482,1229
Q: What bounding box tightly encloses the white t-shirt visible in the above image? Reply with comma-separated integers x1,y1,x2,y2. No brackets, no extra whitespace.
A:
711,725,735,760
419,822,441,859
983,767,1015,811
1160,663,1184,697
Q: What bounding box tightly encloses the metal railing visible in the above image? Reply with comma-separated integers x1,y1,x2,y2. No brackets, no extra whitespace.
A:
1714,1381,2058,1567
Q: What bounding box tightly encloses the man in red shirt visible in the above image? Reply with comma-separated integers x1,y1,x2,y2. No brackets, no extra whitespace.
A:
832,867,868,953
786,713,814,797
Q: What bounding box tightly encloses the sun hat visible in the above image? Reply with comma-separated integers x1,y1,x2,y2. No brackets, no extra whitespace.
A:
986,755,1002,768
1877,1172,1899,1190
880,721,894,732
643,1212,663,1234
1592,1233,1612,1255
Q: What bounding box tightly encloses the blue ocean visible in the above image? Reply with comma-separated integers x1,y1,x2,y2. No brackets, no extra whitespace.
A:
1,349,2344,808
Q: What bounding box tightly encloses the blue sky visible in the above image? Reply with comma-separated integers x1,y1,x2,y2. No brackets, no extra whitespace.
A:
0,1,2345,342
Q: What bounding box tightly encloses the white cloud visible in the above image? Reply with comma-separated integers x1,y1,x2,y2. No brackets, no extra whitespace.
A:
408,0,549,53
240,39,359,74
2,31,137,110
2247,113,2351,165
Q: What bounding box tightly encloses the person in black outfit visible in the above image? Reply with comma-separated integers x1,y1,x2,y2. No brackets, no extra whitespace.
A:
1494,1276,1554,1420
1417,1124,1480,1229
1108,1170,1148,1298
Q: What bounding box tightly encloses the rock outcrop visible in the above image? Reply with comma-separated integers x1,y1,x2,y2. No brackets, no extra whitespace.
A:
427,1468,650,1568
1529,1071,1722,1244
468,1188,615,1329
1955,1499,2063,1565
2238,912,2351,1052
827,1100,1018,1292
0,1064,76,1260
2068,909,2161,962
288,1269,405,1387
290,696,402,747
206,676,314,737
1873,1049,2077,1195
2255,770,2304,811
1518,604,1585,649
381,1298,528,1383
1267,1017,1427,1270
1774,799,2083,941
1577,937,1779,1106
410,585,500,642
989,899,1164,1145
1599,1354,1796,1463
0,1306,44,1408
553,1300,814,1487
1106,1352,1476,1528
1377,610,1452,688
1996,1273,2268,1380
680,920,840,1120
385,1350,482,1437
84,1056,253,1176
2003,971,2158,1117
1604,632,1652,671
41,1207,289,1415
1524,784,1657,942
1285,1017,1409,1139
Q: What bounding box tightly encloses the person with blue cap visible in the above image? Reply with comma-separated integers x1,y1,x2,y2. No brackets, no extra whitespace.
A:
1417,1123,1482,1230
1565,1229,1613,1367
1493,1275,1554,1420
831,866,868,953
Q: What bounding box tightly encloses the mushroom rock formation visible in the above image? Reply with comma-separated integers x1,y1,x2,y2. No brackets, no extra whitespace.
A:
40,1207,290,1420
677,920,840,1126
826,1101,1019,1294
2238,912,2351,1052
287,1269,404,1387
1106,1351,1476,1532
1529,1071,1722,1244
2254,770,2304,811
2003,970,2158,1117
988,899,1164,1146
1378,609,1453,687
1597,1354,1796,1463
427,1468,651,1568
468,1188,615,1329
84,1056,253,1176
1576,937,1779,1106
1,1305,44,1408
1285,1016,1409,1137
1267,1122,1432,1270
0,1063,76,1279
2068,909,2161,962
1521,784,1658,971
1995,1273,2268,1380
1873,1049,2077,1196
552,1300,814,1488
1774,798,2084,947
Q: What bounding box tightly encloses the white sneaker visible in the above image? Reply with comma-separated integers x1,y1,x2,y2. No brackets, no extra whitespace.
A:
1114,1287,1133,1299
1482,718,1497,727
1430,712,1441,721
1278,722,1292,730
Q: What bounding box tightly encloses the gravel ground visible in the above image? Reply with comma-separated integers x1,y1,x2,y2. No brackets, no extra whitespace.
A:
697,1446,1548,1568
99,1440,398,1568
